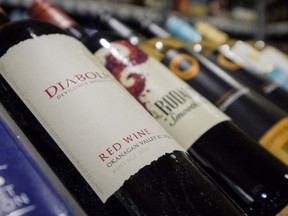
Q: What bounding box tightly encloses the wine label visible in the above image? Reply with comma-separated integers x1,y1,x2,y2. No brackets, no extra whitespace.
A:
93,40,229,150
0,116,74,215
0,34,184,202
261,46,288,72
259,117,288,165
231,41,269,73
265,67,288,92
207,49,280,94
231,41,288,91
194,21,229,46
158,44,250,112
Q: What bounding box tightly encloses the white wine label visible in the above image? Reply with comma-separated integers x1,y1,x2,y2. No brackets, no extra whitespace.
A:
261,46,288,72
0,34,184,202
94,40,230,150
231,41,270,74
261,46,288,91
231,41,288,91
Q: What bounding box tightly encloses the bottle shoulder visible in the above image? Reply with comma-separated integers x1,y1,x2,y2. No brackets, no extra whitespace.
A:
0,19,67,56
82,30,127,53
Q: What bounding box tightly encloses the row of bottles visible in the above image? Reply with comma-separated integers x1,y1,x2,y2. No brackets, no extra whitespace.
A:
97,12,288,164
0,4,244,216
1,1,288,215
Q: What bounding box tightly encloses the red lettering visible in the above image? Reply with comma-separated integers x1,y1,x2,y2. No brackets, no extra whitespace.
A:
99,153,109,162
106,147,114,156
112,143,122,151
123,135,133,144
75,74,86,82
44,86,57,99
99,143,122,162
144,128,151,135
66,79,77,87
57,82,65,90
85,72,97,79
123,129,152,143
95,72,103,79
136,130,146,137
44,71,110,99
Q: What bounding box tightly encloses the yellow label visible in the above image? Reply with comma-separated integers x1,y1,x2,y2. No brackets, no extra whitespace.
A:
259,117,288,165
277,204,288,216
145,37,184,49
139,37,184,61
195,21,228,46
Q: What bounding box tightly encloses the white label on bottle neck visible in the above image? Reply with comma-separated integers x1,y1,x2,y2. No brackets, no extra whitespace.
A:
93,40,230,150
231,41,274,74
261,46,288,72
0,34,184,202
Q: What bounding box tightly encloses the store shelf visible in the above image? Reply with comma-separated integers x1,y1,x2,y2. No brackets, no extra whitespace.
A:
0,0,166,22
1,0,288,41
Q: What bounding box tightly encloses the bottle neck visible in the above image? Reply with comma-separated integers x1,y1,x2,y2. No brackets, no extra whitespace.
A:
28,0,89,40
98,12,142,45
164,16,231,55
136,18,171,39
194,21,229,46
0,7,11,26
165,16,203,43
65,25,89,41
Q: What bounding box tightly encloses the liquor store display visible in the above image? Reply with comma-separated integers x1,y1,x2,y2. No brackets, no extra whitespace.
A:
1,1,288,216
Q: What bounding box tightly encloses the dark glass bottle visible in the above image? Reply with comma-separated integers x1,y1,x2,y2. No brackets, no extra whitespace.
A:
100,14,288,115
28,1,288,216
190,19,288,94
0,6,245,216
0,7,10,24
100,13,288,167
163,16,288,114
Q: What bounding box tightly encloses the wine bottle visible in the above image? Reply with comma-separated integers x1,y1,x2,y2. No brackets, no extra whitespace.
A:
108,14,288,167
0,106,79,216
166,16,288,93
0,7,10,24
28,2,288,215
99,14,288,114
0,6,245,216
251,39,288,73
0,8,125,216
149,15,288,115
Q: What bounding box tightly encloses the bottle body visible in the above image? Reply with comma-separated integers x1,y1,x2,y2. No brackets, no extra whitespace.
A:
202,42,288,113
0,19,244,216
137,36,288,166
119,16,288,165
0,20,129,216
83,32,288,216
165,16,288,106
26,2,288,214
191,121,288,216
233,41,288,92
